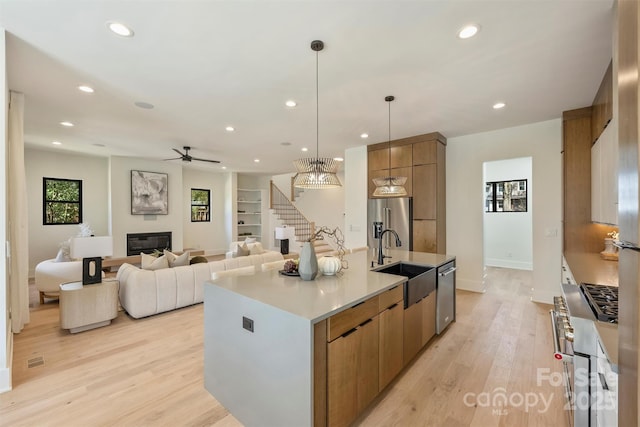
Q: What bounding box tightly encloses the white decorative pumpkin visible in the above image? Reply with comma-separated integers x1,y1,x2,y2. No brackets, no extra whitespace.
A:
318,256,342,276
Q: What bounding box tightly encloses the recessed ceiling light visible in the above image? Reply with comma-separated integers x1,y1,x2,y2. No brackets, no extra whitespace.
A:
78,85,94,93
334,157,344,162
493,102,506,109
285,100,297,107
52,141,62,145
458,24,480,39
301,147,308,152
254,158,260,163
107,21,134,37
280,142,292,146
226,126,235,132
360,133,369,139
134,101,154,109
222,166,227,170
60,121,74,127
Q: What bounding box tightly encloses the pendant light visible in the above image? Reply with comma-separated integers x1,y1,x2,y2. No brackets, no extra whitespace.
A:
293,40,342,189
372,95,408,197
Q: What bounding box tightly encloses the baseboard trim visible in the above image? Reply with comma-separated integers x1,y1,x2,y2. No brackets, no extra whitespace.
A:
456,277,485,293
0,367,10,394
485,258,533,271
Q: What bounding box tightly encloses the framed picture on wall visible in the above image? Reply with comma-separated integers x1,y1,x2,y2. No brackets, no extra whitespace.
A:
131,170,168,215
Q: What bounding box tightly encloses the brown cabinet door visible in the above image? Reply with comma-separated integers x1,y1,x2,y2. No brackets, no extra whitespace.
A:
391,145,412,168
379,302,404,391
357,317,379,413
413,164,436,219
390,166,413,197
403,300,422,366
421,291,436,346
368,148,389,171
413,140,437,165
328,330,358,427
413,220,437,253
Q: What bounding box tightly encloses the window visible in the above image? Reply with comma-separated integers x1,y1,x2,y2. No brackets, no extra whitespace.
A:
485,179,527,212
43,177,82,225
191,189,210,222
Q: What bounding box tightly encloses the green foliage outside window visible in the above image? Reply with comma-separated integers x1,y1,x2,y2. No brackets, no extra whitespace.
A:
191,188,210,222
43,178,82,225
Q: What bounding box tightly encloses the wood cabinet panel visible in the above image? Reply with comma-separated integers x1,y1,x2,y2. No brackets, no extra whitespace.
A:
356,317,379,413
327,330,358,427
368,148,389,171
378,285,403,312
413,140,437,165
391,145,412,168
421,292,436,346
591,61,613,143
379,303,403,391
327,296,379,342
413,220,437,253
403,300,423,366
413,164,437,219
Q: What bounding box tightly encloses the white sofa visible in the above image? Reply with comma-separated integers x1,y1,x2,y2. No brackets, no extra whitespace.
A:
225,240,279,259
116,252,284,319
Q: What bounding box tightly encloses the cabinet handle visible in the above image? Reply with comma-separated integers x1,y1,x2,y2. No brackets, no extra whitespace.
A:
387,303,399,311
598,372,610,391
359,318,373,328
439,266,457,277
342,328,357,338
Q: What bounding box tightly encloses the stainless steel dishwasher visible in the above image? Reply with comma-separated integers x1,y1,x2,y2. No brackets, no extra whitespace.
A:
436,261,456,334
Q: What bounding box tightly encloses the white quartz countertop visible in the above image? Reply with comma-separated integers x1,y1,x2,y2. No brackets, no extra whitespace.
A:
205,249,455,323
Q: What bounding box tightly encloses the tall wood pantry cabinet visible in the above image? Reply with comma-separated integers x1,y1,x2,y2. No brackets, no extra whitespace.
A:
367,132,447,254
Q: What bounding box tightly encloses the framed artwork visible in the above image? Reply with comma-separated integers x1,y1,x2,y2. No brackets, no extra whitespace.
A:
191,188,210,222
131,170,168,215
485,179,527,212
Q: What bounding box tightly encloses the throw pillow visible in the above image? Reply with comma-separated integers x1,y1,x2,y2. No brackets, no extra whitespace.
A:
248,241,265,255
244,237,257,244
141,252,169,270
163,250,189,267
233,242,250,258
189,255,208,265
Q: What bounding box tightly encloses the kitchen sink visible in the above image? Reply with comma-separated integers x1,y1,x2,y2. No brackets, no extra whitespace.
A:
374,262,436,308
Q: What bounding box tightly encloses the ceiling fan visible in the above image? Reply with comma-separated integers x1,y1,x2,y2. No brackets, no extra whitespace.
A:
164,146,220,164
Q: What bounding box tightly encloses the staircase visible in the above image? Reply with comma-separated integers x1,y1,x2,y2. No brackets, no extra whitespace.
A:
270,181,315,243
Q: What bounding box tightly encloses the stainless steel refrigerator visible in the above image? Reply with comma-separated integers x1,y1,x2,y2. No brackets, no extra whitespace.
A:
367,197,413,253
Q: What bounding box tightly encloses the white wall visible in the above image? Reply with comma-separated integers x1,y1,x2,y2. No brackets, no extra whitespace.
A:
447,119,562,303
483,157,533,270
344,146,368,250
182,168,231,254
1,27,11,393
109,157,183,257
25,149,109,274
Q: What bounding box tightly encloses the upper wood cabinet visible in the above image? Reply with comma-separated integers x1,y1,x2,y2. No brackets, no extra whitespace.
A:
367,132,447,253
591,119,618,225
591,60,613,143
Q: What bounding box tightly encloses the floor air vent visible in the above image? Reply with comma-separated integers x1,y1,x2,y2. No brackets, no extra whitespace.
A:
27,356,44,368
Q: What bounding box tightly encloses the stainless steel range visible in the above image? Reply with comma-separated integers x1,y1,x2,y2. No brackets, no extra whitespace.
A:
551,282,618,427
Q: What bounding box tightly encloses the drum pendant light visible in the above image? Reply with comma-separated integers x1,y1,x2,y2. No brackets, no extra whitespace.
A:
372,96,408,197
293,40,341,189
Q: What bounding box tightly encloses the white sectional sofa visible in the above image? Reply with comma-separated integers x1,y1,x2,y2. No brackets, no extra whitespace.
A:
116,252,284,319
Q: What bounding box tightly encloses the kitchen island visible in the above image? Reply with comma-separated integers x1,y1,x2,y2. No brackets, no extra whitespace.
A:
203,249,455,427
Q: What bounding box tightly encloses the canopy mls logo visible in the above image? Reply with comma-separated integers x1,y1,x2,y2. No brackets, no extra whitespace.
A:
462,387,554,416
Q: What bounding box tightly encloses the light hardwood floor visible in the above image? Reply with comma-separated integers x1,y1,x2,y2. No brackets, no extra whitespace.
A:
1,268,567,426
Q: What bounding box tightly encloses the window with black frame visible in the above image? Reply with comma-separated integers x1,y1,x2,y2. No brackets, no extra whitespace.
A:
43,177,82,224
485,179,527,212
191,188,210,222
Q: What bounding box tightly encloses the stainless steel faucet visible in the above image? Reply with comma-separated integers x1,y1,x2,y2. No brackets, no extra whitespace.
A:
375,222,402,265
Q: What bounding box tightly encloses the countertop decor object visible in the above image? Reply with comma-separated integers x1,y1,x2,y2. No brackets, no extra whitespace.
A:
372,95,408,197
297,242,318,280
318,255,341,275
292,40,341,189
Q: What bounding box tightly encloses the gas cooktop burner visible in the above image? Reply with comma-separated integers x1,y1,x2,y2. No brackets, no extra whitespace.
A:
579,283,619,323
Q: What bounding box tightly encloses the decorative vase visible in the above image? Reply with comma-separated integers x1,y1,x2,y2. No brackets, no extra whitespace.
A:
298,242,318,281
318,255,342,276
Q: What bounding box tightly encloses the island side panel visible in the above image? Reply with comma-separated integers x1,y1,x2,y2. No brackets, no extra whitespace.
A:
204,284,313,427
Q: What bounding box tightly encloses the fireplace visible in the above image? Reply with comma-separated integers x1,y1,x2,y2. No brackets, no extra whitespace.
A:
127,232,172,256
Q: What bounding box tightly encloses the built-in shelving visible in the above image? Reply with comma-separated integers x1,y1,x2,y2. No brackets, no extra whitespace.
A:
236,189,263,240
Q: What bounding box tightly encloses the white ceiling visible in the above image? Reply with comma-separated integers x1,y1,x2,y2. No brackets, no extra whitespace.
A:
1,0,613,174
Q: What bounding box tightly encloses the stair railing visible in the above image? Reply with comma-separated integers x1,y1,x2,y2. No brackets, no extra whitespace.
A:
270,180,315,242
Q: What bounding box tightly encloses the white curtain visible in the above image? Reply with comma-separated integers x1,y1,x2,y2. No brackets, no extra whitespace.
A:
8,91,29,333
